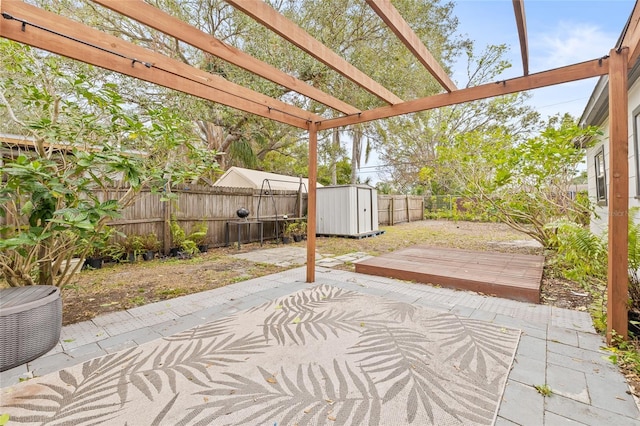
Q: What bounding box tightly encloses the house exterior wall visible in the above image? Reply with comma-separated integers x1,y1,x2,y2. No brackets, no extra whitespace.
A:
586,76,640,236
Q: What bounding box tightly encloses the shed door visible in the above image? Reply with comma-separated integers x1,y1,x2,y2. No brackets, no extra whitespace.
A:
357,188,372,233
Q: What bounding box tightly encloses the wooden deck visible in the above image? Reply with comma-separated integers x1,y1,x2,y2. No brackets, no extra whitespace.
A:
355,245,544,303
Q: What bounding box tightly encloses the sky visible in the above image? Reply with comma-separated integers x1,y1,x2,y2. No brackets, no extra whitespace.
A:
451,0,635,119
359,0,636,183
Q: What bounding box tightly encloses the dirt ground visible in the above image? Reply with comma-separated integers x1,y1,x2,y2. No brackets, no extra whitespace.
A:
60,220,592,325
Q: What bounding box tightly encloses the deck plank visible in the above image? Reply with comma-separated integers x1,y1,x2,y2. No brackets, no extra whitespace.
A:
355,245,543,303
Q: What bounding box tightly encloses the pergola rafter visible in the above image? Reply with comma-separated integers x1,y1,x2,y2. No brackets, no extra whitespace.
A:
1,0,639,342
0,1,319,129
512,0,529,76
224,0,404,105
365,0,457,92
92,0,361,116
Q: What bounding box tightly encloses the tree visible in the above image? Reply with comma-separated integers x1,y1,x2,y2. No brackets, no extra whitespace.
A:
435,115,600,248
29,0,466,180
374,44,541,194
0,40,219,286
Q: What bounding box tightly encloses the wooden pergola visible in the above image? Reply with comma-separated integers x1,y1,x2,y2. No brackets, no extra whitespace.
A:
1,0,638,342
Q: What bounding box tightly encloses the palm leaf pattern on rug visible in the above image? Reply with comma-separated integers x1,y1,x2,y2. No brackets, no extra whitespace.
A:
1,285,519,426
262,307,386,345
247,284,358,314
348,325,469,424
178,360,381,426
425,314,520,375
379,300,419,322
3,334,269,423
3,349,138,424
260,284,392,345
128,332,268,400
164,316,234,342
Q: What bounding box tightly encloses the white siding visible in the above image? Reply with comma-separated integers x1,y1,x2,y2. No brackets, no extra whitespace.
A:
587,77,640,236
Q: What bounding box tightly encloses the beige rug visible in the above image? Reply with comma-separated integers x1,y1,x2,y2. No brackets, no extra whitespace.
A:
1,285,520,425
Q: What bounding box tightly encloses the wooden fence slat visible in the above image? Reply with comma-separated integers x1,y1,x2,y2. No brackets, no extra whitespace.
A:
0,184,426,245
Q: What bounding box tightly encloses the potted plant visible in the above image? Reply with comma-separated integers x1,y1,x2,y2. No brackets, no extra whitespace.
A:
142,233,160,261
102,242,126,263
282,222,295,244
122,234,144,262
170,217,186,256
170,218,201,257
81,233,114,270
189,222,209,253
84,245,104,269
180,239,200,257
292,220,307,242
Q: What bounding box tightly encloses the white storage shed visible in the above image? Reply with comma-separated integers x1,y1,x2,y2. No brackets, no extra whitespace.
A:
316,185,379,237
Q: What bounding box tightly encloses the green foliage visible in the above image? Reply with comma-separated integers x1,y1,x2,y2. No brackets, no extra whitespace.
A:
170,217,187,248
122,235,144,256
141,233,161,252
188,222,209,245
0,40,219,286
534,384,553,397
548,210,640,337
180,239,200,256
375,45,541,194
317,159,352,186
547,220,607,287
0,153,122,286
436,116,600,248
604,332,640,376
284,220,307,237
102,242,126,263
627,209,640,314
170,217,203,256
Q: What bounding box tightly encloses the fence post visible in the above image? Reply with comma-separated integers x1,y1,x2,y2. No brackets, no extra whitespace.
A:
390,197,395,226
162,185,171,254
406,195,410,223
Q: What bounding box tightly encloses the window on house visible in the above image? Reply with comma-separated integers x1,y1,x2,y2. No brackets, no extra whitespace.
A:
595,147,606,205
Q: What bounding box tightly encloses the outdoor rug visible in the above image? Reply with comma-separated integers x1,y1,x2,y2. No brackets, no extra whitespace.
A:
1,284,521,425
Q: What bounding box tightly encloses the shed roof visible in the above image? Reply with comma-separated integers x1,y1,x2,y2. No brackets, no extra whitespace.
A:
212,167,321,192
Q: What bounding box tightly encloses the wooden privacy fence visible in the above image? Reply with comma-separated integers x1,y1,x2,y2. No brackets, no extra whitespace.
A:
100,184,307,253
0,186,425,252
378,195,425,225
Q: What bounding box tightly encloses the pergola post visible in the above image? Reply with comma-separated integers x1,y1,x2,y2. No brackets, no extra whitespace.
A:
306,122,318,283
607,47,629,344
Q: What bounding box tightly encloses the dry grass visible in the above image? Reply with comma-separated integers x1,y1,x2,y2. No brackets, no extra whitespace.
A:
5,220,544,325
315,220,540,257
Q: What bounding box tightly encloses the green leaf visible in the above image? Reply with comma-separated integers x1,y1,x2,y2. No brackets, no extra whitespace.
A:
20,200,34,216
0,235,37,249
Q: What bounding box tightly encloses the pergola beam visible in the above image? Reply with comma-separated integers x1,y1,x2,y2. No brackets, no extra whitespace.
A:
92,0,360,116
225,0,403,105
317,57,609,130
365,0,456,92
512,0,529,76
0,1,317,129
